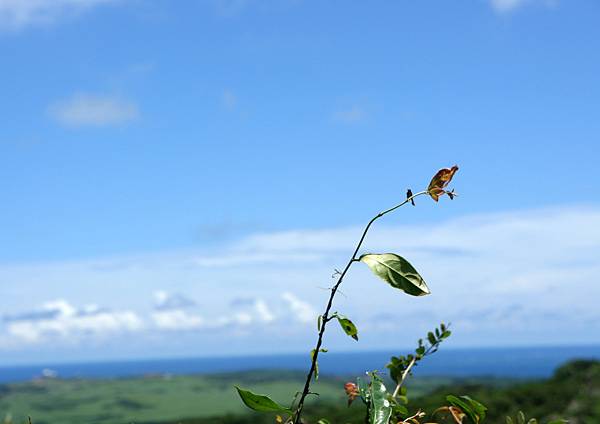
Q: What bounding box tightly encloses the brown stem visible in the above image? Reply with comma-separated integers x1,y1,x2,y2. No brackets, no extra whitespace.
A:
292,190,429,424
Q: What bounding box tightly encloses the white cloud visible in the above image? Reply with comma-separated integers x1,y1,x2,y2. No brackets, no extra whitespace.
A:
154,291,196,310
0,0,118,30
333,105,366,124
491,0,525,13
489,0,558,14
194,252,323,267
1,204,599,358
4,299,143,343
254,299,275,323
151,292,278,331
49,93,139,127
282,292,317,324
153,309,204,331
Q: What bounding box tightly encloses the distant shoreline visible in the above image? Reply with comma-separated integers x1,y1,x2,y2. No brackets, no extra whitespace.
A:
2,345,599,384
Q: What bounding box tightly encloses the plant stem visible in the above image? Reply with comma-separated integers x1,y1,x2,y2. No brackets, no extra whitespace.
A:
292,190,429,424
392,356,416,398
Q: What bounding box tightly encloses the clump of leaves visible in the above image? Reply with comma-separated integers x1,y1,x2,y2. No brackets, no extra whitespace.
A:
340,324,457,424
387,322,452,389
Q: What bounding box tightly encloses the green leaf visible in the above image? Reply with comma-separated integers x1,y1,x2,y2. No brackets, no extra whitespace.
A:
359,253,430,296
392,404,408,416
317,419,332,424
428,331,437,345
310,348,328,380
369,373,392,424
517,411,526,424
310,349,319,380
446,395,487,423
234,386,292,415
357,377,369,403
335,314,359,341
506,417,514,424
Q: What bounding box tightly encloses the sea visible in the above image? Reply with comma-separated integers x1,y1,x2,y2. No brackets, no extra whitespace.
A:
1,345,599,384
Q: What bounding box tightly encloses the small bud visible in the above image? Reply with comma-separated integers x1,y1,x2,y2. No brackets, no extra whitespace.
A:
406,189,415,206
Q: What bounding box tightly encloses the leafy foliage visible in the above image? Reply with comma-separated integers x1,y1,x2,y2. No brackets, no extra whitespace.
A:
387,322,451,385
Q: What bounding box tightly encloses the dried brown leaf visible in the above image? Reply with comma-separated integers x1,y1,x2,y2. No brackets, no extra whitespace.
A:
427,165,459,201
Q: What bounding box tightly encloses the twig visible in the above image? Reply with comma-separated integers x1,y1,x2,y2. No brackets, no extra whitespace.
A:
392,356,416,398
292,190,429,424
391,332,445,398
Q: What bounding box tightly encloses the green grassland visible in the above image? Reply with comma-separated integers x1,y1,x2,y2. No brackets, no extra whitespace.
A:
0,370,336,424
3,360,598,424
0,370,455,424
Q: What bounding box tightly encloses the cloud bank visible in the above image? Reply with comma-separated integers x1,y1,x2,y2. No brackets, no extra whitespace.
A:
1,204,599,361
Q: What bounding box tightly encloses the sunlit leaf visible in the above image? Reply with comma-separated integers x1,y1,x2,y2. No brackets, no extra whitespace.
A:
359,253,430,296
335,314,359,341
369,373,392,424
235,386,292,415
428,165,459,202
357,377,369,403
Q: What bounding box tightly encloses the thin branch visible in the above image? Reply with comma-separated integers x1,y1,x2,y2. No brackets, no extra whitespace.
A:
392,356,416,398
391,332,446,398
292,190,429,424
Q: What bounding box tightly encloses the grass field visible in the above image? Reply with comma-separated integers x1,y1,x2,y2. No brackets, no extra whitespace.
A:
0,370,459,424
2,361,597,424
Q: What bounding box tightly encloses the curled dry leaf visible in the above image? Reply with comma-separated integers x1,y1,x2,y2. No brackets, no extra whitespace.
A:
344,382,359,406
428,165,459,202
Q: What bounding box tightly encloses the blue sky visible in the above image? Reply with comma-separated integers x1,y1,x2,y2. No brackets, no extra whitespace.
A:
1,0,599,365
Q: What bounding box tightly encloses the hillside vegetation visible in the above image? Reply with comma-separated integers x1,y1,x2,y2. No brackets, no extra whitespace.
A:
1,360,598,424
163,360,600,424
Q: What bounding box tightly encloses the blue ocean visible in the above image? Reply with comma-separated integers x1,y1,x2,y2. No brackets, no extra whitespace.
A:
1,345,599,384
